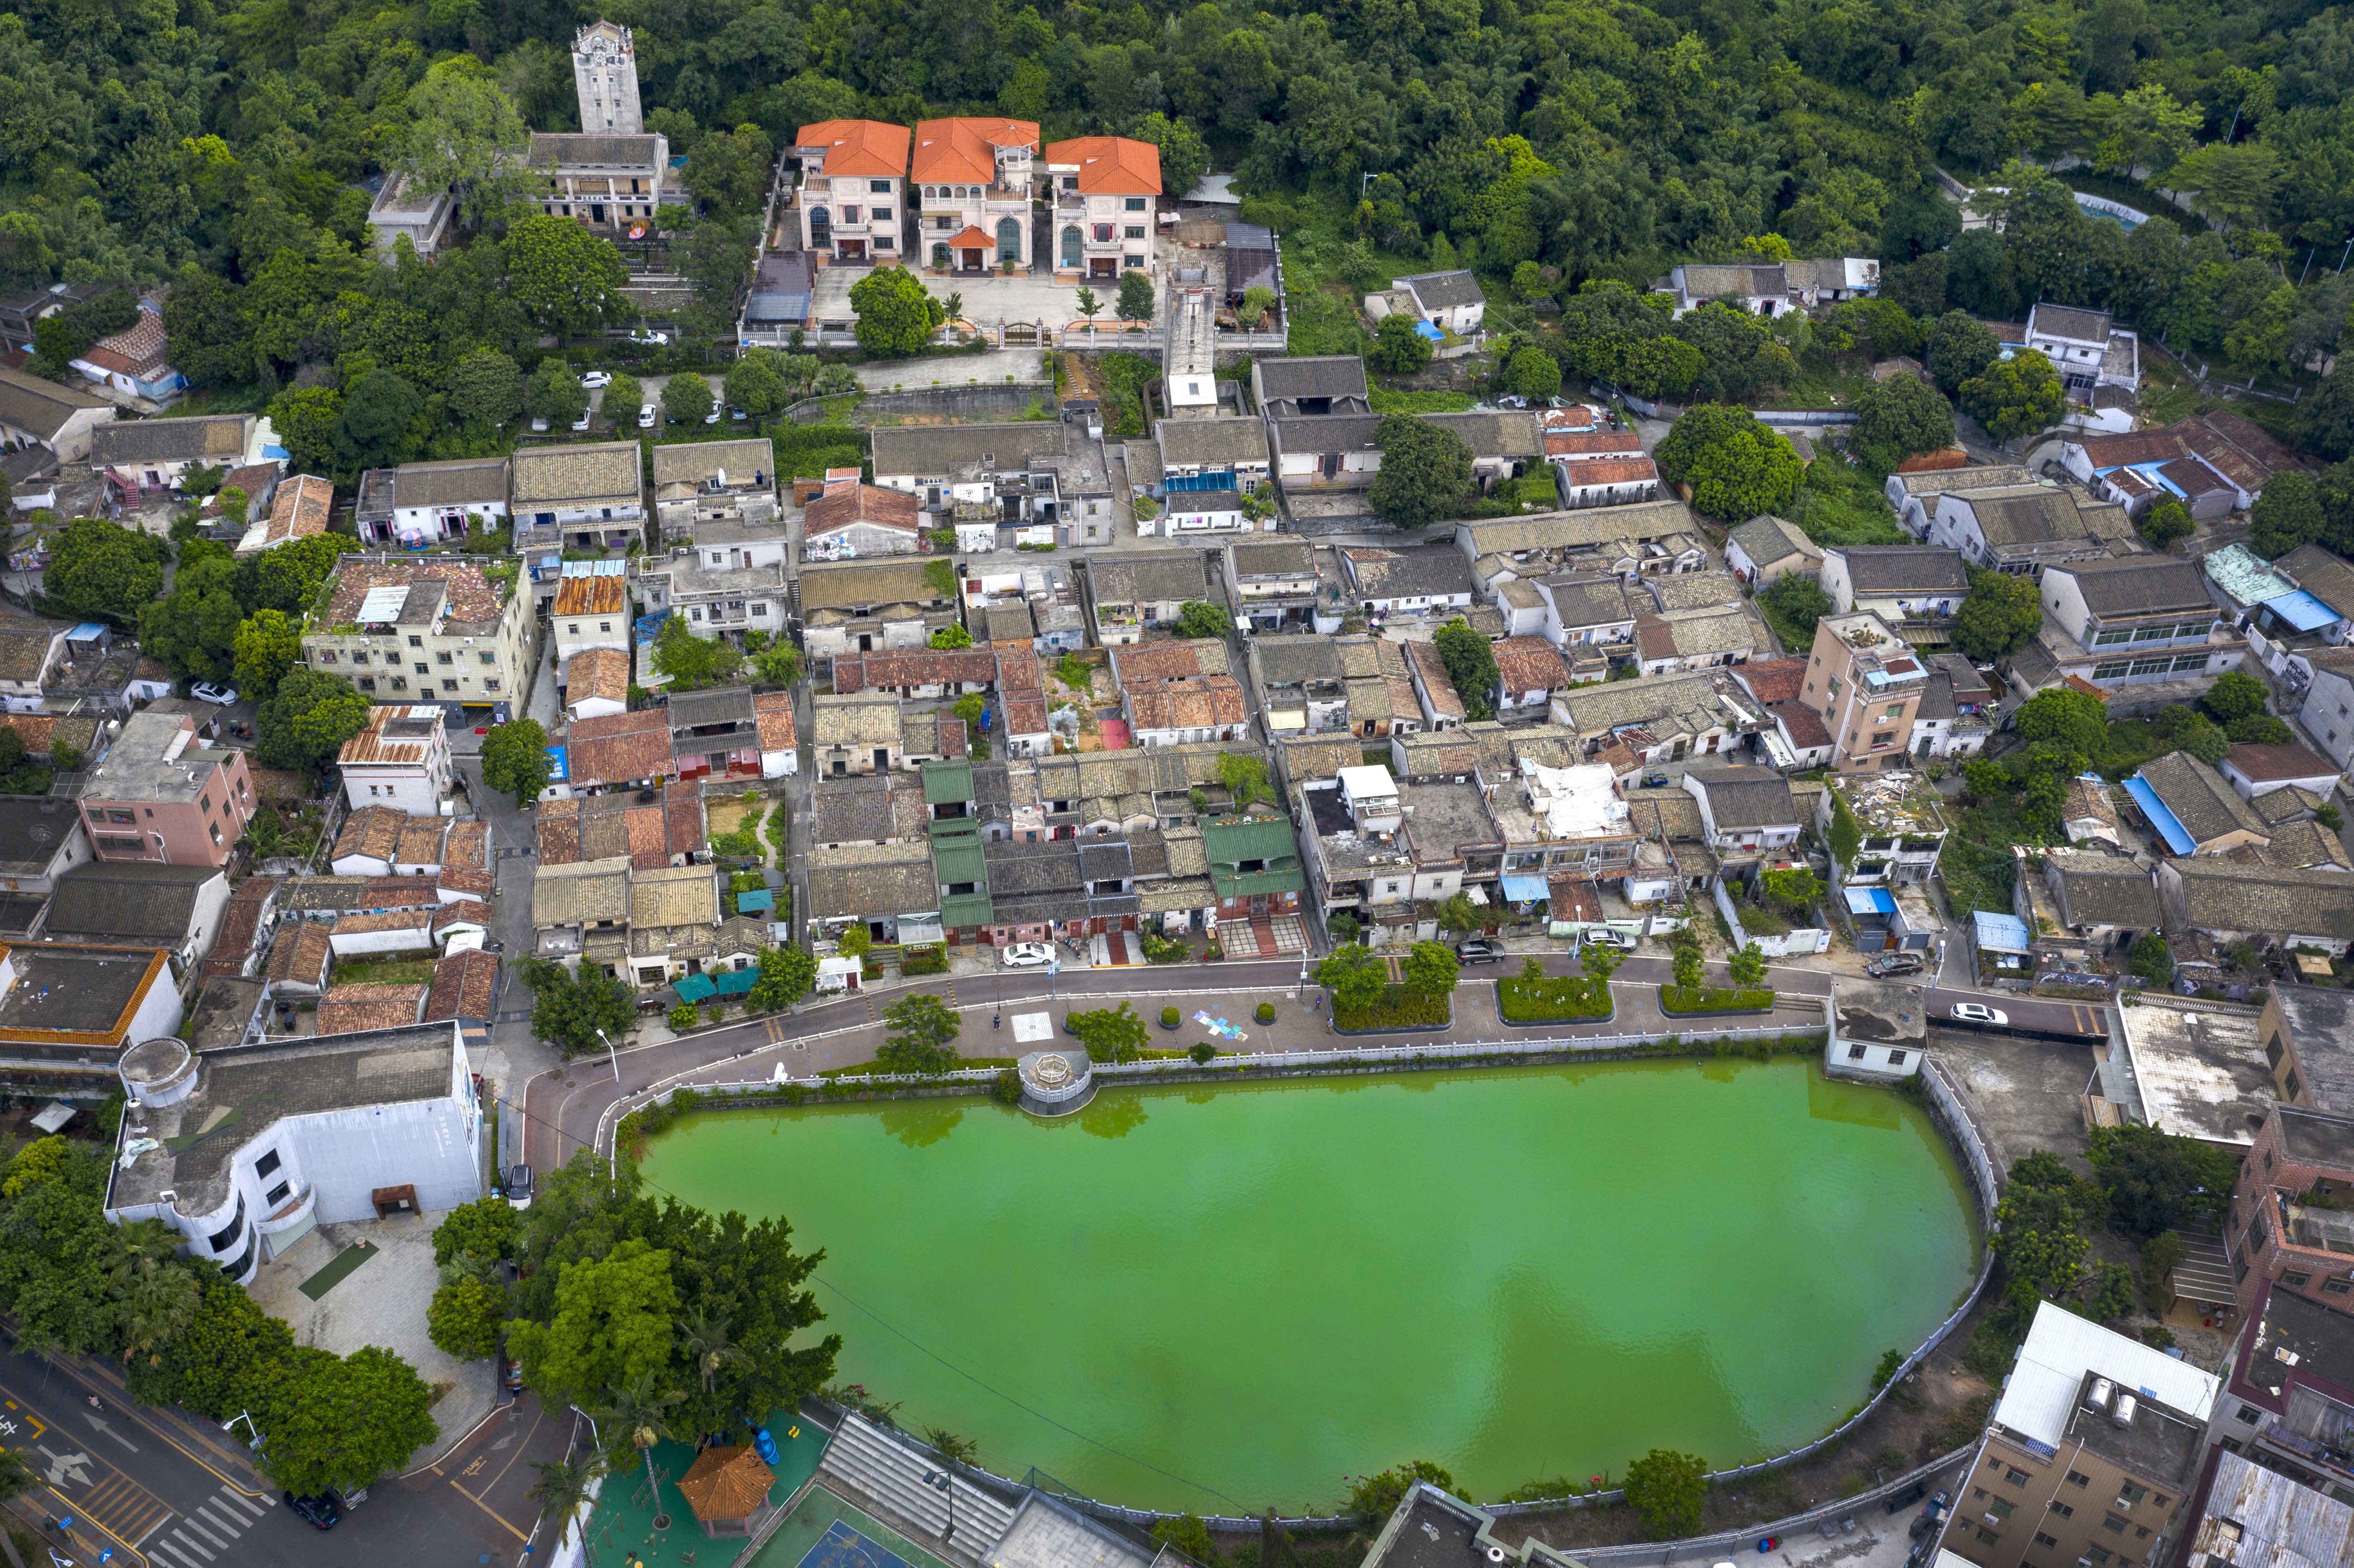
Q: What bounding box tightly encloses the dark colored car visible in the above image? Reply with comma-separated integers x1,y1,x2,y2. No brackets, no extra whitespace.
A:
1866,951,1925,978
285,1491,342,1530
1454,940,1505,963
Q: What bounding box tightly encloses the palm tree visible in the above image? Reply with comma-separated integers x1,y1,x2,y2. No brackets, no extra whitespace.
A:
923,1427,979,1469
115,1269,199,1365
530,1452,608,1565
596,1372,686,1527
678,1308,744,1396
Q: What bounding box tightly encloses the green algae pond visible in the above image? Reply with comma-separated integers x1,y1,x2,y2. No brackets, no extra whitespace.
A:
640,1057,1979,1515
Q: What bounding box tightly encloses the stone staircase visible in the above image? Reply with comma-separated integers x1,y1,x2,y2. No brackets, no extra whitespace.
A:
815,1414,1017,1566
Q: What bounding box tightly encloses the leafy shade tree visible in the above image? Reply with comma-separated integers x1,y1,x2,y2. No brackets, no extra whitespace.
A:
746,945,817,1012
434,1196,521,1269
1991,1152,2101,1313
1347,1460,1461,1524
604,372,645,426
724,353,787,418
395,56,531,220
139,555,244,681
1761,866,1823,914
751,641,803,686
685,124,777,218
1402,940,1459,1001
1502,345,1561,400
2127,932,2176,987
526,359,589,428
239,533,347,617
1923,311,2001,397
507,1240,679,1409
481,718,553,808
1952,568,2045,661
2013,688,2110,756
256,669,370,771
2249,473,2324,559
1115,270,1155,323
1848,373,1956,470
522,960,634,1058
231,608,301,702
1173,600,1233,639
507,217,631,336
338,368,424,469
878,992,962,1074
2201,671,2271,725
849,268,945,357
124,1268,295,1418
1063,1001,1151,1064
1130,113,1209,204
1369,416,1474,530
1315,942,1386,1013
44,519,166,624
2086,1123,2237,1236
1727,942,1768,990
662,372,716,425
1623,1448,1708,1539
1154,1515,1218,1562
1433,617,1501,721
427,1276,507,1361
254,1345,439,1497
448,347,524,430
1757,573,1833,639
1368,312,1434,374
1653,405,1801,522
652,617,745,690
1960,349,2067,445
2138,499,2194,548
929,624,973,650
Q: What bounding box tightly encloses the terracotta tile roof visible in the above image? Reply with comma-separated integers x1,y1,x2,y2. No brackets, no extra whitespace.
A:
830,647,1000,692
804,482,920,537
2226,741,2335,783
320,557,508,633
331,909,434,935
941,225,994,249
675,1444,775,1522
208,875,279,972
912,118,1039,184
1770,701,1832,749
510,441,643,506
1043,135,1161,194
333,805,407,863
315,983,427,1035
754,690,795,751
796,119,911,178
259,474,332,546
337,704,444,767
424,949,499,1022
393,820,448,867
78,311,172,378
1493,636,1572,692
1110,641,1226,683
263,921,332,983
565,709,674,784
1544,430,1643,458
1403,639,1464,719
1736,657,1809,705
1565,457,1661,486
564,646,631,706
363,875,444,907
437,867,492,899
1126,673,1245,731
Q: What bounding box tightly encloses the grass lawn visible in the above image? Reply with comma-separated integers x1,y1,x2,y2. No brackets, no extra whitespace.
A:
1789,453,1909,546
1369,385,1477,413
1496,973,1613,1023
1659,984,1776,1014
330,957,436,986
1333,982,1453,1032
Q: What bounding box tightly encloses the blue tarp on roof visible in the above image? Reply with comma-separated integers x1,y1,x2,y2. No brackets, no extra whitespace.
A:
1414,320,1443,341
1974,910,2032,951
2265,588,2341,632
736,888,775,913
1500,875,1551,904
544,745,568,782
2124,773,2198,856
1845,887,1897,916
673,974,718,1002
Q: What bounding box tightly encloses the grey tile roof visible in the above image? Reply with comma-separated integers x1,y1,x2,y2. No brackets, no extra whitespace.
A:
2275,545,2354,616
1458,500,1698,556
0,363,109,441
1727,515,1818,570
1227,538,1316,579
2171,857,2354,938
1268,414,1381,457
1832,545,1970,595
2139,751,2268,846
2049,852,2162,928
1680,263,1785,298
1156,416,1268,469
805,843,936,919
1399,270,1483,309
46,861,217,944
1889,464,2034,498
1957,486,2091,547
527,132,662,167
1690,766,1800,829
1090,551,1207,605
2028,302,2112,344
1544,574,1637,629
2056,557,2212,617
1417,411,1543,459
89,415,249,468
868,421,1070,478
1342,545,1475,601
392,456,508,509
1254,357,1370,405
650,438,774,486
1250,636,1344,686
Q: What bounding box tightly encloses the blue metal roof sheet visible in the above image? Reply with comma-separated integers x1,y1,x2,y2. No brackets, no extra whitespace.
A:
2265,589,2340,632
2124,774,2197,856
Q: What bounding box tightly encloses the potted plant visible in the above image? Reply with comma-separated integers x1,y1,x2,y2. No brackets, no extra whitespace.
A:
1160,1006,1181,1031
1255,1002,1276,1024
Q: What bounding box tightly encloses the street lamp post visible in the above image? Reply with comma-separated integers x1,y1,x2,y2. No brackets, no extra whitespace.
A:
595,1027,621,1085
222,1411,261,1449
922,1468,956,1545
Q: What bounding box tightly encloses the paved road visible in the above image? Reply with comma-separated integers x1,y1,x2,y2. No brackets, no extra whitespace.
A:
0,1339,575,1568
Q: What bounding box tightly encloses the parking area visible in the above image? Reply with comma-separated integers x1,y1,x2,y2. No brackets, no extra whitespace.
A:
809,262,1163,330
1928,1027,2100,1172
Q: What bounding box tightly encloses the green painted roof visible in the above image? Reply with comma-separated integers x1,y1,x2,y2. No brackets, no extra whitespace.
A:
1204,813,1305,899
939,889,995,927
931,834,987,886
922,759,976,805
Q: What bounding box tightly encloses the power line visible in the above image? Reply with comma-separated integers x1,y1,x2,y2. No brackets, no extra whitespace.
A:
490,1087,1245,1509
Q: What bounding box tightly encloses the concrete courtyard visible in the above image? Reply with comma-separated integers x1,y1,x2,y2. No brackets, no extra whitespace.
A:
809,262,1164,331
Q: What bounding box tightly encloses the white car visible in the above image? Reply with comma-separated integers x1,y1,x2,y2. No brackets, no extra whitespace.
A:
637,404,659,429
191,682,238,706
629,329,670,346
529,416,550,432
703,406,722,424
570,411,592,431
581,371,612,389
1000,942,1055,969
1949,1002,2009,1027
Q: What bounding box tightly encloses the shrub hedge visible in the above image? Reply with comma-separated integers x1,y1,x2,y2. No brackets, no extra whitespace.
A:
1333,983,1452,1032
1497,974,1613,1023
1660,984,1776,1014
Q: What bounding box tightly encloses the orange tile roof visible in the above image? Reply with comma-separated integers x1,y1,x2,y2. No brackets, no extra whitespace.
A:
1566,457,1660,486
1043,136,1161,195
553,573,628,617
1544,430,1642,458
797,119,910,179
911,118,1038,185
942,225,994,249
564,646,632,705
315,983,427,1035
424,948,499,1022
803,483,919,537
754,690,795,751
263,475,333,545
566,709,674,785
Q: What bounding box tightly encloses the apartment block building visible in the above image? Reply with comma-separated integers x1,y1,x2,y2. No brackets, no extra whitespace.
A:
1936,1302,2218,1568
299,556,535,714
80,710,256,867
1800,610,1929,772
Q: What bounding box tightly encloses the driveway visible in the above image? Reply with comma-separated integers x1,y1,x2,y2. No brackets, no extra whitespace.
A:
853,349,1045,389
811,263,1161,330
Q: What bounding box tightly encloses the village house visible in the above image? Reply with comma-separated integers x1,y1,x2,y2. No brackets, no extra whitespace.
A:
301,555,534,714
1386,270,1487,336
811,693,904,778
1043,136,1162,280
1799,610,1929,773
79,709,255,868
1633,607,1761,675
336,705,453,814
1222,537,1322,633
633,550,785,645
551,561,632,663
561,708,674,794
526,131,674,230
868,421,1115,549
1722,515,1821,586
1491,637,1576,714
2022,300,2142,402
1554,669,1759,765
2158,857,2354,951
234,473,333,557
1883,463,2035,537
0,362,115,461
1662,261,1790,316
803,482,921,559
912,117,1037,272
799,558,961,663
1926,484,2134,576
650,438,775,542
1454,502,1709,582
65,302,186,405
2034,556,2239,690
1086,551,1209,646
1251,357,1371,420
1341,546,1478,627
89,415,258,497
352,457,509,547
2126,751,2273,857
1909,651,1996,760
793,119,909,262
1819,545,1970,624
2218,740,2340,802
1683,765,1804,876
510,440,646,565
1336,636,1430,738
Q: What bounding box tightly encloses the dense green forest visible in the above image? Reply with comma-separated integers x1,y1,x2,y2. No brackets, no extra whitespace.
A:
6,0,2354,455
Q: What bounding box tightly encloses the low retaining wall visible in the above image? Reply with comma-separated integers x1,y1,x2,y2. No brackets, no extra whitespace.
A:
854,381,1055,425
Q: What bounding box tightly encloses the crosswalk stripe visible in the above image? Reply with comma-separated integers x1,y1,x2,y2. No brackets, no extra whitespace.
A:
147,1539,200,1568
194,1503,241,1538
169,1527,217,1562
180,1514,230,1551
216,1489,267,1519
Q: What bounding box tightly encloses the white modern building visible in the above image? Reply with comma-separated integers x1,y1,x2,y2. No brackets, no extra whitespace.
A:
103,1024,483,1282
336,705,455,815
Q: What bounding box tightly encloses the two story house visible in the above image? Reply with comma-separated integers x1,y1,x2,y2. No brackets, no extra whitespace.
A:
1819,545,1970,624
799,559,961,663
1927,484,2129,575
526,132,673,230
1683,765,1803,875
1043,136,1162,281
352,457,510,546
1085,551,1209,646
868,421,1115,549
88,415,258,496
794,120,910,263
511,441,646,566
2037,556,2239,689
2023,301,2140,401
1222,537,1321,633
649,438,774,544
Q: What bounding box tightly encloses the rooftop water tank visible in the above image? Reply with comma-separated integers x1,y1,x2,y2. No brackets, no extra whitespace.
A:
120,1037,197,1108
